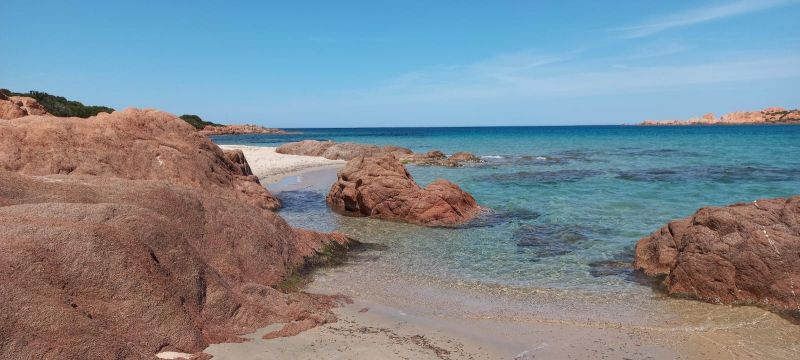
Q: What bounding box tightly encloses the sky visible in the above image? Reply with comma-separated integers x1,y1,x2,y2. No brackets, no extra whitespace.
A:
2,0,799,127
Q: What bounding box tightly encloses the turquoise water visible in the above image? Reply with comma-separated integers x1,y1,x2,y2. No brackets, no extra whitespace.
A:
213,126,800,291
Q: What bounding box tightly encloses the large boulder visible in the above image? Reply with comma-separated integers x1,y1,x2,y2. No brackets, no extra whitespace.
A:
326,155,480,226
0,108,355,358
634,196,800,315
0,95,49,119
0,170,351,359
0,108,280,209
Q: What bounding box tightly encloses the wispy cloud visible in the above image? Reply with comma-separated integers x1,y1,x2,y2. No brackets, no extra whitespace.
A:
280,50,800,112
373,56,800,103
614,0,798,38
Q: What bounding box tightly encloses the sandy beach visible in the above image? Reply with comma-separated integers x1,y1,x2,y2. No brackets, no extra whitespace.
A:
202,147,800,360
219,145,345,183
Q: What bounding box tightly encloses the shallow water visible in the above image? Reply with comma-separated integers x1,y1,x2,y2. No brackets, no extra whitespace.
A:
220,125,800,292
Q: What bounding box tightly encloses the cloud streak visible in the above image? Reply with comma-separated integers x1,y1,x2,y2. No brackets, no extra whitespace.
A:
278,51,800,113
614,0,798,38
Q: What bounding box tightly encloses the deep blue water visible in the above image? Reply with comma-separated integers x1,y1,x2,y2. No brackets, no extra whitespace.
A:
213,125,800,290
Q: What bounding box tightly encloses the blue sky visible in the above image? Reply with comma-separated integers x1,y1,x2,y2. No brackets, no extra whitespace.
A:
2,0,799,127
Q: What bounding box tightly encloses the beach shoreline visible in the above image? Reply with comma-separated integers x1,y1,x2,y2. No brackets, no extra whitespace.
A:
219,145,345,183
201,148,800,359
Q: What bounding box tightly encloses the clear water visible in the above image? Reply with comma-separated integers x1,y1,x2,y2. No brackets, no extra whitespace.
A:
213,126,800,291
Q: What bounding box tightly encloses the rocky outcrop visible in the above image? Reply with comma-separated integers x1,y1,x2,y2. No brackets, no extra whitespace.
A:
0,108,280,210
0,94,50,119
640,107,800,125
199,124,292,136
634,197,800,315
277,140,482,167
0,109,354,359
397,150,482,167
0,171,351,359
277,140,412,161
224,148,255,176
326,155,480,226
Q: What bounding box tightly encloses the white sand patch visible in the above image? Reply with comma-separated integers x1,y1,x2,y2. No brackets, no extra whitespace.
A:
219,145,344,182
155,351,194,359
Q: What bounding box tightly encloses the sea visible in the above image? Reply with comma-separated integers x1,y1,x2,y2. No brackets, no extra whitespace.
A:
212,125,800,292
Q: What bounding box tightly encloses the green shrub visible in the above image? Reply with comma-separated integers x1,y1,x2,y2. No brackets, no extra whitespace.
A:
179,114,222,129
1,89,114,118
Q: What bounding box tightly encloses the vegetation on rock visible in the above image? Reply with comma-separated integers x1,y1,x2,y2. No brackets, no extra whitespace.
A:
0,89,114,118
179,114,222,129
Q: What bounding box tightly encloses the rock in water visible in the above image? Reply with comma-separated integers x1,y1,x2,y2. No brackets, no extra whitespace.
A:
326,155,480,226
276,139,412,161
634,196,800,315
277,140,482,167
0,108,280,210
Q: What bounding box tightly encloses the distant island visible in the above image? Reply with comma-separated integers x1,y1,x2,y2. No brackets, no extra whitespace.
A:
640,106,800,126
0,88,292,135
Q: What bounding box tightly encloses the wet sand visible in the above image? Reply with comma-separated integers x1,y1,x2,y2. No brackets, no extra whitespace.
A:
204,153,800,360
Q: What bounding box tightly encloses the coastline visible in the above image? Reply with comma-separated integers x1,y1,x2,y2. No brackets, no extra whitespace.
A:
219,145,345,182
203,153,800,360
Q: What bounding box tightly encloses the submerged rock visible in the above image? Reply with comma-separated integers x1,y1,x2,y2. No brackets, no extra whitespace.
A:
513,223,590,259
458,207,541,228
482,169,604,185
616,165,800,183
326,155,481,226
634,196,800,315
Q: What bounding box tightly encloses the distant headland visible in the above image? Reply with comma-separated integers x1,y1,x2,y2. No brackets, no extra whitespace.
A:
639,106,800,126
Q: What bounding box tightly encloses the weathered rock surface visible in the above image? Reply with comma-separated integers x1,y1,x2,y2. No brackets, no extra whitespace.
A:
224,148,255,176
397,150,482,167
277,140,412,161
326,155,480,226
199,124,291,136
0,171,350,359
0,94,50,119
277,140,482,167
640,107,800,125
0,108,280,210
0,109,355,359
634,197,800,314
